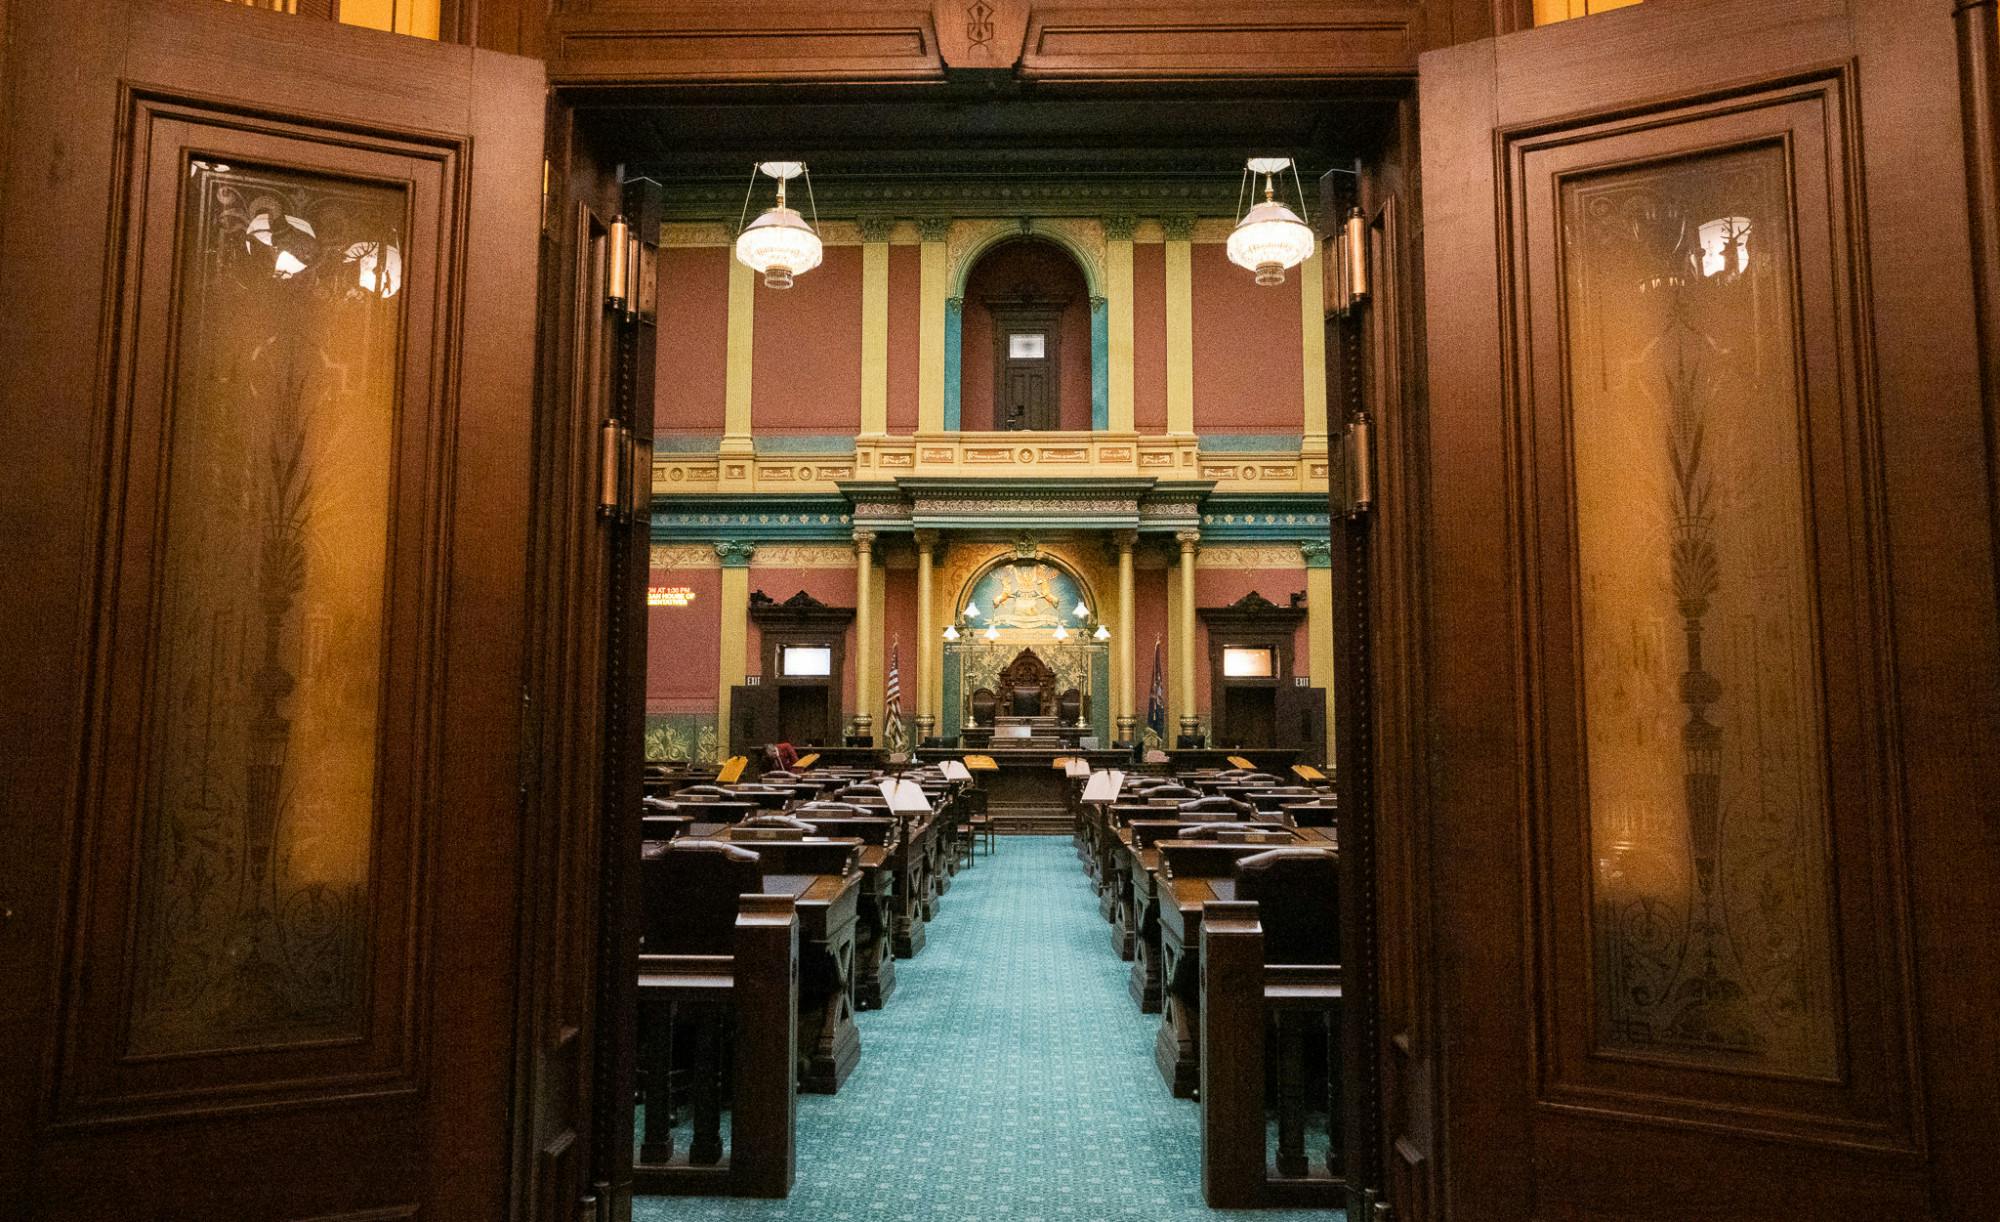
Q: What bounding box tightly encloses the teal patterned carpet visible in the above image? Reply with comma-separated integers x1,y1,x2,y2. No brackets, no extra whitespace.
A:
636,836,1339,1221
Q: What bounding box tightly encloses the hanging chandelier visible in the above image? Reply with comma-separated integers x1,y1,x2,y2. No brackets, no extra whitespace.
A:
735,161,823,289
1227,157,1316,286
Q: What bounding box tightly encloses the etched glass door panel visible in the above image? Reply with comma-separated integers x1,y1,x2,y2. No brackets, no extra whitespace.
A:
1560,144,1838,1079
1511,83,1918,1152
57,104,454,1122
126,160,406,1057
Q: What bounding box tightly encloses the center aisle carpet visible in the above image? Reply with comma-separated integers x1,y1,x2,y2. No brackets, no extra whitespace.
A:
637,835,1339,1222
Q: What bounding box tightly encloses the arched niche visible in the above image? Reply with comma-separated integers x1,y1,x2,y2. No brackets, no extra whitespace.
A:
948,236,1104,432
940,552,1110,743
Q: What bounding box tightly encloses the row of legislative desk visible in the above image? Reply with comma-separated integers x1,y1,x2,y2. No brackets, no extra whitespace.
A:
814,745,1159,833
633,757,973,1196
1074,761,1344,1206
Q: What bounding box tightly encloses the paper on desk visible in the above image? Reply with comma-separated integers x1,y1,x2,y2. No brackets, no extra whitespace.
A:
1064,758,1091,779
877,777,933,813
1081,769,1125,803
938,760,972,782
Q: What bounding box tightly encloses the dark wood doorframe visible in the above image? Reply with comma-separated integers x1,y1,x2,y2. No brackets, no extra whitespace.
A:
550,72,1421,1222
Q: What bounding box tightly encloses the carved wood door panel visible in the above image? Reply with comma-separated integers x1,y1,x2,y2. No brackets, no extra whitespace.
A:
0,2,547,1217
1414,1,1999,1218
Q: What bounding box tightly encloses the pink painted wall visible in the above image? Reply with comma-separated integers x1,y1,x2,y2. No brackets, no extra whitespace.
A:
960,239,1091,432
753,245,863,435
1191,242,1304,434
647,566,722,712
743,567,859,710
1192,567,1308,713
886,246,921,434
656,247,730,437
881,568,919,710
1132,242,1168,434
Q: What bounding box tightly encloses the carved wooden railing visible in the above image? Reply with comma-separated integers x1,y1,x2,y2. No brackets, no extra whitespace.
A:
1200,900,1345,1209
634,894,798,1198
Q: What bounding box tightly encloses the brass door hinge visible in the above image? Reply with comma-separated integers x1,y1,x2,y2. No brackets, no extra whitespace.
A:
1330,206,1370,316
603,215,658,323
1340,418,1375,517
597,421,654,523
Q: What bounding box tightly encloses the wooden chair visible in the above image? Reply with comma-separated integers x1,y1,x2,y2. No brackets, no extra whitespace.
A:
1233,847,1342,1179
638,840,765,1166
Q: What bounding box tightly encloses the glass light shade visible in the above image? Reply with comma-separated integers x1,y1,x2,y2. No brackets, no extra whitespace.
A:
942,624,960,641
1227,199,1315,286
1053,625,1069,641
964,602,981,619
1092,624,1111,641
735,205,823,289
984,625,999,641
1073,600,1090,619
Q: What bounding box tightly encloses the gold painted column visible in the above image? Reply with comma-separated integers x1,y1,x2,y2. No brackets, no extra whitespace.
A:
1176,529,1200,741
721,257,756,483
914,529,938,740
716,540,756,753
1115,531,1138,742
917,218,951,434
1163,215,1195,436
859,217,892,438
852,529,877,742
1300,244,1329,450
1302,538,1337,763
1104,215,1137,433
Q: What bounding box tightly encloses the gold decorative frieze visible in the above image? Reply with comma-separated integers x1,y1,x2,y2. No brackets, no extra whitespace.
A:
652,543,721,569
748,544,858,569
1199,544,1308,570
655,432,1324,496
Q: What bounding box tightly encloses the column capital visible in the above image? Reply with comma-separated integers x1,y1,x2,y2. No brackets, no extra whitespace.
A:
1089,295,1108,313
1102,214,1139,242
1176,529,1202,551
852,528,877,551
714,539,757,568
913,528,942,552
916,216,952,242
1112,528,1139,553
1160,214,1197,242
1300,537,1333,569
946,296,964,317
857,215,896,244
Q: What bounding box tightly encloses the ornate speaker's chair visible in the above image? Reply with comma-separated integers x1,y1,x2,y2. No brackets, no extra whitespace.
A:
1010,684,1044,717
970,687,998,728
638,839,766,1166
1057,687,1083,726
1232,845,1342,1178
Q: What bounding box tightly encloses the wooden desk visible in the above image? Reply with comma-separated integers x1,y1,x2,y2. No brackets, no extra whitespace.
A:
757,870,863,1094
1152,838,1335,1097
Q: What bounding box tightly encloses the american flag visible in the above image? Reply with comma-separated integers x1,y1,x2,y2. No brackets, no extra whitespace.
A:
1147,636,1167,738
883,637,909,753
